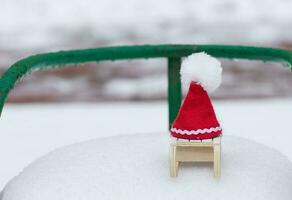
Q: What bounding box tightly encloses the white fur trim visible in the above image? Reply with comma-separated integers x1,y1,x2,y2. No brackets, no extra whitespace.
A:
180,52,222,93
171,126,222,135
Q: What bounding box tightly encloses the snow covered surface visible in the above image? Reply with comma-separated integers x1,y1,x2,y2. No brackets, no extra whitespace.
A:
2,134,292,200
1,99,292,194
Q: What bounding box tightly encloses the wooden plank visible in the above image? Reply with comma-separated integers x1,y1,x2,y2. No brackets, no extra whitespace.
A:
169,136,178,143
177,138,189,143
189,139,202,143
213,136,221,144
170,144,178,177
176,146,213,162
202,139,212,143
213,144,221,178
175,142,214,147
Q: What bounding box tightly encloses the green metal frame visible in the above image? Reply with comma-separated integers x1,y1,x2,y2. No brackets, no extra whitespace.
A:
0,44,292,128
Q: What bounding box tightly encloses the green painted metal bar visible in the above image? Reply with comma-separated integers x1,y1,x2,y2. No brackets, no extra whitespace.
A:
0,44,292,118
167,57,182,129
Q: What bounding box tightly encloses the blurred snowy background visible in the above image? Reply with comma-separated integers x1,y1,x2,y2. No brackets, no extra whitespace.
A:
1,0,292,192
1,0,292,102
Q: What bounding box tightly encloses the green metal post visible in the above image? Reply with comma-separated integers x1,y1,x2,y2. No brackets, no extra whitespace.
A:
167,57,182,129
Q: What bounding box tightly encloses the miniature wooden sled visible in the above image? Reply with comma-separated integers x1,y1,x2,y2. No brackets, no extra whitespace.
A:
170,136,221,178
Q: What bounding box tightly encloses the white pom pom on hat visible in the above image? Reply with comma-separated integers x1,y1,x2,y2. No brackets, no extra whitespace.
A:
180,52,222,93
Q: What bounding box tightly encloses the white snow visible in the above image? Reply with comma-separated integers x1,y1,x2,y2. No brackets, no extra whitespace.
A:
2,134,292,200
1,99,292,196
104,75,167,99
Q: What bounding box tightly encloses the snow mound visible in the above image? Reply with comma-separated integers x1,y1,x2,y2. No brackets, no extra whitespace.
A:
2,134,292,200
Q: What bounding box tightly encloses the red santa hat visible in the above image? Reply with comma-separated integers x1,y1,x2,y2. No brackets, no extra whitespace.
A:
170,52,223,140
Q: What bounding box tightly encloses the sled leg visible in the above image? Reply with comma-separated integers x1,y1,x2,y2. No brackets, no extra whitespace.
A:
170,136,221,178
170,144,178,177
213,143,221,178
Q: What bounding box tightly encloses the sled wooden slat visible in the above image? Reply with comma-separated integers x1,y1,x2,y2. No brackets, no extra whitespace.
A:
170,136,221,178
